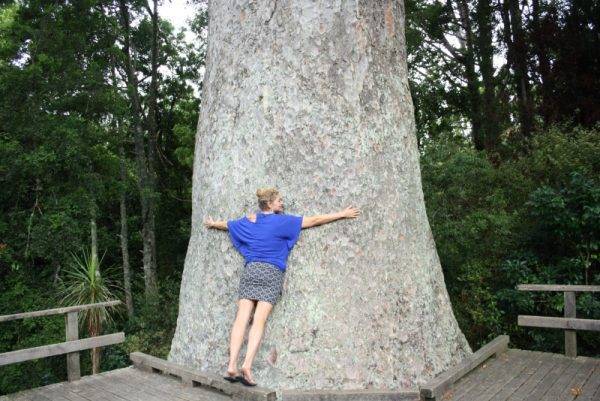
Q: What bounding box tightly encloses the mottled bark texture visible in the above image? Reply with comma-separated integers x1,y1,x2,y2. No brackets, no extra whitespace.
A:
169,0,471,392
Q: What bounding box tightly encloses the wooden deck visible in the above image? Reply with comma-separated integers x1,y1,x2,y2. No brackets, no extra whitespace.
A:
0,366,232,401
1,349,599,401
443,349,600,401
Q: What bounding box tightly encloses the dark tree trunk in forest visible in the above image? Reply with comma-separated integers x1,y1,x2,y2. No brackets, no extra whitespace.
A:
119,144,134,318
117,0,159,300
501,0,534,137
90,212,101,374
111,60,135,318
169,0,471,391
531,0,553,126
456,0,485,150
90,212,98,271
145,0,160,274
475,0,502,150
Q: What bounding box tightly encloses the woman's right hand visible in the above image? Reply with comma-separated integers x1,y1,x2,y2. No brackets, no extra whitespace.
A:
341,206,360,219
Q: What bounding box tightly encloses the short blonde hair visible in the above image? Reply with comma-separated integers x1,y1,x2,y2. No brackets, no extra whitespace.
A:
256,187,280,211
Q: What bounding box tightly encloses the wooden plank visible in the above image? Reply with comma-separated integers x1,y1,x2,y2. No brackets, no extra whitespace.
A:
446,351,512,400
120,371,195,401
448,348,517,401
524,355,576,400
119,367,232,401
51,383,96,401
564,292,577,358
0,333,125,366
65,377,119,401
36,384,75,401
420,335,509,400
489,350,549,401
36,382,90,401
539,356,592,401
82,371,163,401
0,301,121,322
518,316,600,331
557,358,598,401
506,353,566,401
517,285,600,292
575,362,600,401
281,389,420,401
473,349,539,401
453,349,516,401
66,311,81,381
130,351,276,401
89,369,160,401
28,381,104,401
102,368,192,401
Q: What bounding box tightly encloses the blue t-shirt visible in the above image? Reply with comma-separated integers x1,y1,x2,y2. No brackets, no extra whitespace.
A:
227,213,303,272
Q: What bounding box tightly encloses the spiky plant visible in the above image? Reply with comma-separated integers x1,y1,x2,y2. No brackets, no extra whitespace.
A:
57,247,122,374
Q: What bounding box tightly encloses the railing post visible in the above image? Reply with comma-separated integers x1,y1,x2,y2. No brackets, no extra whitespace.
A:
65,311,81,381
564,291,577,357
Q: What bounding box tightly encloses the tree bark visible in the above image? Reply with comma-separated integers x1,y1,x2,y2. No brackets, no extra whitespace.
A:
475,0,502,150
502,0,534,137
455,0,484,150
530,0,553,126
90,211,98,270
117,0,159,300
169,0,471,390
119,144,134,318
145,0,160,276
89,314,101,374
111,58,135,318
89,212,100,374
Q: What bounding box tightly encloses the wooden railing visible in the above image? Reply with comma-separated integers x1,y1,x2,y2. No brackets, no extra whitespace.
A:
0,300,124,381
420,335,509,400
517,284,600,357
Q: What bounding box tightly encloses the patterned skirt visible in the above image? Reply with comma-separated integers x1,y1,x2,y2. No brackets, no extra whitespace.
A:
238,261,285,305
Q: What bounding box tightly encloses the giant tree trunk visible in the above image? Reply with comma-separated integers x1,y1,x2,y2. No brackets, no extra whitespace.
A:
169,0,471,390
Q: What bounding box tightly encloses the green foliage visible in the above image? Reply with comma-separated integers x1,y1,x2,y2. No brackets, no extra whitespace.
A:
0,0,202,394
0,273,66,394
56,248,122,329
421,138,518,346
122,277,180,356
100,275,181,372
498,169,600,353
422,125,600,354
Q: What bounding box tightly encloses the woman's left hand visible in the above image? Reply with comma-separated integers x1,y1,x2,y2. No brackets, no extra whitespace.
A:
203,216,216,228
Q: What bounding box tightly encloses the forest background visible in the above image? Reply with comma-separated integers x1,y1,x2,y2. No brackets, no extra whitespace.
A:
0,0,598,394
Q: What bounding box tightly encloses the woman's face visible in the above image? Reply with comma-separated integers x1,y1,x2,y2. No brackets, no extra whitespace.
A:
268,195,285,213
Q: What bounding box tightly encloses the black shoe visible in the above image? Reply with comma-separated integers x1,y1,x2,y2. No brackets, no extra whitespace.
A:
239,373,257,387
223,374,242,383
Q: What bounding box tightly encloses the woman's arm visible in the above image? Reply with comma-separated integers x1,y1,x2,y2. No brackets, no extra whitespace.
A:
204,213,257,230
301,206,360,229
204,216,228,230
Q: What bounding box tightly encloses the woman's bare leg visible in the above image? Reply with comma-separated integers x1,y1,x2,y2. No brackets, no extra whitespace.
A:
241,300,273,383
227,299,256,376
